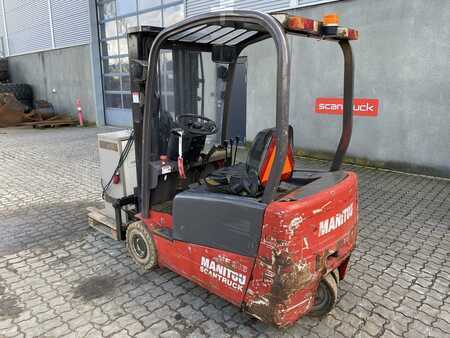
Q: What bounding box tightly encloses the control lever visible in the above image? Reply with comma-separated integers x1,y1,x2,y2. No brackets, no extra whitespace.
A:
229,138,234,166
172,129,186,179
223,140,230,166
234,136,240,165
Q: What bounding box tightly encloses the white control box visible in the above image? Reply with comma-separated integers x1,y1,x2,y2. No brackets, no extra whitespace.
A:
97,130,137,220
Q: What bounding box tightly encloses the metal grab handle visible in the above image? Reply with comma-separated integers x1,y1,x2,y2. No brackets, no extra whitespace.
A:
331,40,354,172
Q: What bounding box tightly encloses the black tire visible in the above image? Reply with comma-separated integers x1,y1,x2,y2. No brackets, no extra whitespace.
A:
0,58,8,72
0,83,33,104
309,273,338,317
126,221,158,271
0,70,9,82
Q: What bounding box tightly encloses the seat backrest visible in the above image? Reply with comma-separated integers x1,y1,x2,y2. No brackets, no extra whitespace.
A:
246,126,294,186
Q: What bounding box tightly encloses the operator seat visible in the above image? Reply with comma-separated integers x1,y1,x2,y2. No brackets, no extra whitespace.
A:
205,126,294,197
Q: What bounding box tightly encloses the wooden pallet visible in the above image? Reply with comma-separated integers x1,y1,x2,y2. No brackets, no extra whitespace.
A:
19,118,78,128
87,207,118,240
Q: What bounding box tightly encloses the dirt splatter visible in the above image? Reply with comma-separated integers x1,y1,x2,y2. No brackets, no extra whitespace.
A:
246,252,314,326
72,275,115,301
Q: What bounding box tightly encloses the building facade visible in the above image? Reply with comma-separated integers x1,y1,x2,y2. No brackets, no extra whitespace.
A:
2,0,450,177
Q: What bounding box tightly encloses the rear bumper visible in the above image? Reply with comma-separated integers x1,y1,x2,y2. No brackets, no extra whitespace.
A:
244,171,358,327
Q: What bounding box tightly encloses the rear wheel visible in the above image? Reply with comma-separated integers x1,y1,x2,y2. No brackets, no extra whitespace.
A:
126,221,157,271
309,272,338,317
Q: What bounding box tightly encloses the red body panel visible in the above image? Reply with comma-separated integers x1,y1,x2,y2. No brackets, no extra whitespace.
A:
139,172,358,326
141,212,255,306
244,172,358,326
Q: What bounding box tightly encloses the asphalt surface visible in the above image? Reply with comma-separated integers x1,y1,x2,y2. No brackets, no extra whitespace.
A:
0,127,449,338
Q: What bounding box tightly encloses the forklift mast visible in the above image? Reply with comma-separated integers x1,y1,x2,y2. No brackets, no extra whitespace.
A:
127,27,206,211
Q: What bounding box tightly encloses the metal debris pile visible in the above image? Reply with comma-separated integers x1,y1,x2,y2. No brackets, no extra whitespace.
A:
0,93,78,128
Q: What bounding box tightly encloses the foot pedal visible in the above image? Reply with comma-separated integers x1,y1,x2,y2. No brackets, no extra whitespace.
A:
87,207,118,240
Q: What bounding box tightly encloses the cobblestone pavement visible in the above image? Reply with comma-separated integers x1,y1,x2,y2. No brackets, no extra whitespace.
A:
0,127,449,338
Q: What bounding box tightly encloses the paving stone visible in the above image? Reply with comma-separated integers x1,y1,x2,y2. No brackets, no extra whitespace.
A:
148,320,169,335
160,330,182,338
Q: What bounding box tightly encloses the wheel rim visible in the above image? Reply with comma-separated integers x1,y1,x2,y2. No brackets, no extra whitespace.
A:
132,234,148,259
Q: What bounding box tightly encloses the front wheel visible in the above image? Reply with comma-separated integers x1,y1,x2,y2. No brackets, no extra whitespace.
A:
309,272,338,317
126,221,158,271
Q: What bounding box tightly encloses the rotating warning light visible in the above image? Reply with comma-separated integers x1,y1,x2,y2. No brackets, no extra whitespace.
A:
323,13,340,26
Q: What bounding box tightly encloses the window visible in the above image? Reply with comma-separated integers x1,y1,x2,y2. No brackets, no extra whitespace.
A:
139,10,162,27
138,0,161,11
101,39,119,57
163,3,183,26
104,75,121,91
117,16,138,36
98,1,116,21
116,0,137,16
105,93,122,108
97,0,184,120
118,38,128,55
99,21,117,40
102,58,120,73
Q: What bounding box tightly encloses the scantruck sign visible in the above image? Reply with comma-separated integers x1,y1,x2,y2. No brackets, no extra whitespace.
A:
315,98,379,117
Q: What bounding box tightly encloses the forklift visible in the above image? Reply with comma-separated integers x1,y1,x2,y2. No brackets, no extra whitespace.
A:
88,10,359,327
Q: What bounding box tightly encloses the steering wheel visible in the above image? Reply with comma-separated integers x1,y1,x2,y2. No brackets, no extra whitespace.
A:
176,114,217,136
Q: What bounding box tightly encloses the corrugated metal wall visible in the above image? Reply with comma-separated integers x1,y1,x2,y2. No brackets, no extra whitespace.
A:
186,0,291,17
51,0,91,49
4,0,52,55
185,0,340,17
2,0,90,56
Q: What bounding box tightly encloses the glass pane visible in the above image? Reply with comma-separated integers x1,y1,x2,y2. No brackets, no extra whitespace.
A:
122,75,131,91
99,21,117,39
102,58,121,73
116,0,137,16
118,38,128,55
161,94,174,115
117,15,138,36
163,3,183,27
101,39,119,57
160,51,173,92
98,1,116,21
104,75,121,91
120,57,129,73
105,93,122,108
138,0,161,11
123,94,132,109
139,9,162,27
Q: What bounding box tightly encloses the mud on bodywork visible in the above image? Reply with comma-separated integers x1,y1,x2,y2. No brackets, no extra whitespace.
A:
243,172,358,327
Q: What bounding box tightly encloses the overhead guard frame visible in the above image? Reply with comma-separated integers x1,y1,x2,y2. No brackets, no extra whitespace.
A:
139,10,355,217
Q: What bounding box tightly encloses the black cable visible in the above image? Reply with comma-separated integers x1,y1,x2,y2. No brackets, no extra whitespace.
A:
101,130,135,199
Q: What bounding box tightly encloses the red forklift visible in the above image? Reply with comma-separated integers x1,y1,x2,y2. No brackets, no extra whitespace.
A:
90,10,359,327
